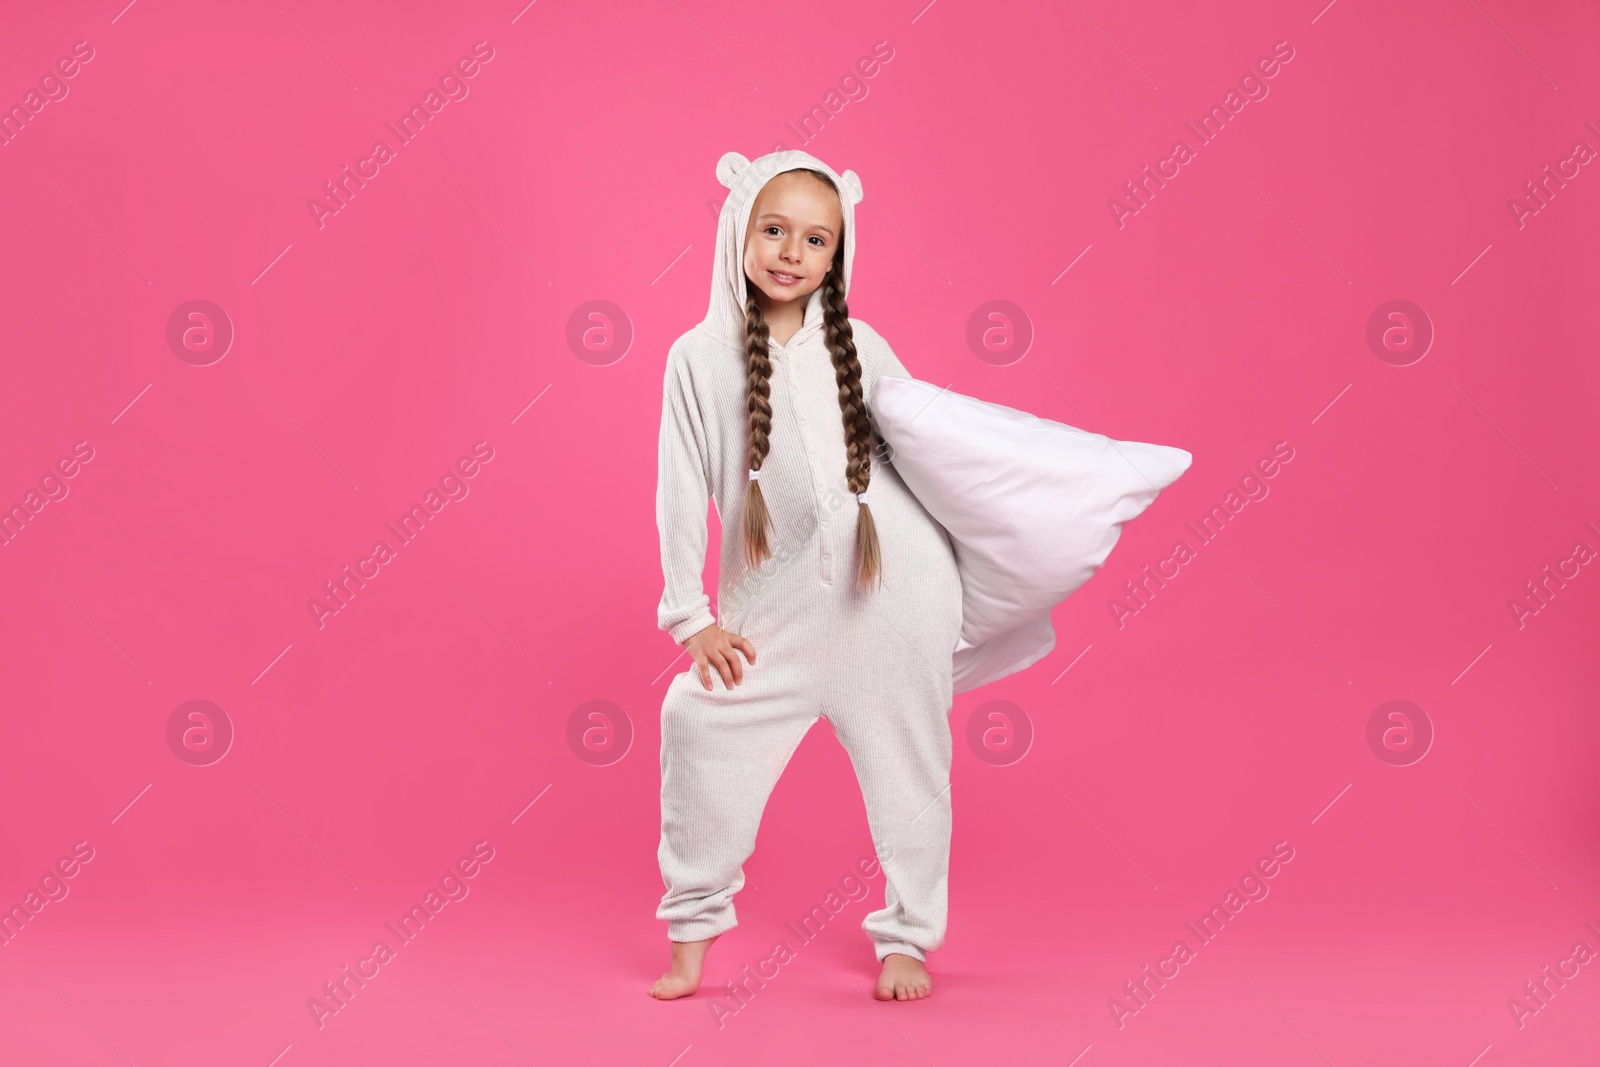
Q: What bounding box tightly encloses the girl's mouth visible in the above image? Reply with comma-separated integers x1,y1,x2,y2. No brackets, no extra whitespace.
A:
768,270,802,287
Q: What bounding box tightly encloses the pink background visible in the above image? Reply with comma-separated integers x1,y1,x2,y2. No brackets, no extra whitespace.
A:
2,0,1597,1064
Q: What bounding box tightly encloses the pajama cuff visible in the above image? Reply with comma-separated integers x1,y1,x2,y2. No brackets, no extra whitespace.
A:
665,607,716,643
872,941,927,964
668,609,718,645
667,912,738,943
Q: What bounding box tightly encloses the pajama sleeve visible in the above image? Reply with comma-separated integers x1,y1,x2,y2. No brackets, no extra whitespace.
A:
862,325,911,463
656,346,719,645
872,331,913,380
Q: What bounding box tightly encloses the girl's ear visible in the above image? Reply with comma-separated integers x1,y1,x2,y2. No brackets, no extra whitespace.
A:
839,169,864,206
716,151,751,190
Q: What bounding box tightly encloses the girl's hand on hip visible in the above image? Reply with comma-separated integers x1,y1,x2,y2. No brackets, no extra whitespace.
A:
682,625,756,691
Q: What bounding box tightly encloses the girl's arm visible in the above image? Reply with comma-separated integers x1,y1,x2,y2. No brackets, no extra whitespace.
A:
860,322,911,463
870,327,913,381
656,345,718,644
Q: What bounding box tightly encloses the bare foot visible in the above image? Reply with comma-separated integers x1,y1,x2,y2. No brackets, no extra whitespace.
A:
875,952,932,1000
647,934,721,999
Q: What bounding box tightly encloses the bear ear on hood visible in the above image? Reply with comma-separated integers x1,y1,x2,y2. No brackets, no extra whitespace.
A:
716,151,750,190
838,168,864,206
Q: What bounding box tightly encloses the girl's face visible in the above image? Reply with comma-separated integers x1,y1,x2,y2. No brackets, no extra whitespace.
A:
741,171,843,311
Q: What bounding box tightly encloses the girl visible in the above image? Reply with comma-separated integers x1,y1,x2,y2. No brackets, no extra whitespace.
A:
649,149,963,1003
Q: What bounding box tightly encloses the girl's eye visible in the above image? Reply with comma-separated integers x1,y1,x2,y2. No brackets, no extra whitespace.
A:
765,226,783,236
808,236,826,246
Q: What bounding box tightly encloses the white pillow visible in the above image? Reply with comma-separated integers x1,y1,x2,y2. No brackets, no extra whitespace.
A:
872,376,1193,693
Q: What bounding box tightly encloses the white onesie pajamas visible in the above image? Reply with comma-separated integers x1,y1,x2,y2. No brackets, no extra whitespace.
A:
654,149,964,964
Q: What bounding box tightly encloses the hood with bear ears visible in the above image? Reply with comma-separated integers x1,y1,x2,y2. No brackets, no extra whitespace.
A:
695,148,865,354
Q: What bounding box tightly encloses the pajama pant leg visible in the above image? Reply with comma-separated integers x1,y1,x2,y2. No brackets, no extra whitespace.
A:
824,522,965,964
656,627,822,942
824,633,958,964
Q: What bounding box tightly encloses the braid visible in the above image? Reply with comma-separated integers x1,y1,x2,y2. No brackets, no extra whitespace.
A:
742,286,776,569
739,166,883,592
820,263,883,592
